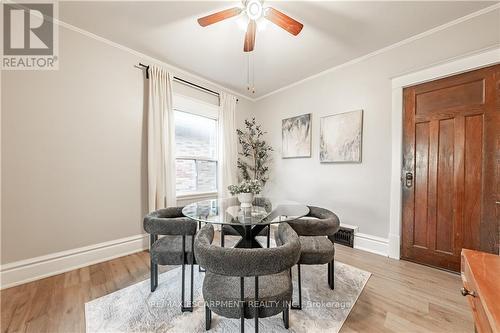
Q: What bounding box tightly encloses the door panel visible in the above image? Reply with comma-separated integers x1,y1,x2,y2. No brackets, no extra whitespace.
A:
436,118,455,254
414,122,430,248
463,114,483,250
415,79,484,116
402,64,499,272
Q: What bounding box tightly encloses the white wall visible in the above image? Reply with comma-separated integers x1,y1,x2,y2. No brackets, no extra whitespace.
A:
252,9,500,240
1,24,253,266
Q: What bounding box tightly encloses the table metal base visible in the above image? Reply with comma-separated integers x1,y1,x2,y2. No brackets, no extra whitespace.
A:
227,225,267,248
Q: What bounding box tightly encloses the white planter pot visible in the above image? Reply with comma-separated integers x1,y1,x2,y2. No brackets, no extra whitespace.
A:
237,193,254,208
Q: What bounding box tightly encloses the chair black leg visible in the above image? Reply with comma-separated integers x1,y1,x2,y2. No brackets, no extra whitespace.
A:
182,235,185,306
221,227,225,247
198,222,206,272
189,237,194,310
205,305,212,331
328,259,335,290
150,234,158,292
150,261,158,292
181,235,193,312
240,277,245,333
181,261,186,309
282,302,289,329
266,227,270,248
254,276,259,333
188,263,194,309
291,264,302,310
328,262,331,287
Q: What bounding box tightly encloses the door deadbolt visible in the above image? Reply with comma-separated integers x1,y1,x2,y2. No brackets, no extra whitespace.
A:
405,172,413,188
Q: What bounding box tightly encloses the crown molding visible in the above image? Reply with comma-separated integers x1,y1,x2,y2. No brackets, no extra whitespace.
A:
254,3,500,102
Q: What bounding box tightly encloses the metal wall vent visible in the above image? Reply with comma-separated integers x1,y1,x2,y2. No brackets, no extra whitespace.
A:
333,226,354,248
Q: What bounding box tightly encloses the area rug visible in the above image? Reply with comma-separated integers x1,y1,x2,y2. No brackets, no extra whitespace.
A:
85,244,370,332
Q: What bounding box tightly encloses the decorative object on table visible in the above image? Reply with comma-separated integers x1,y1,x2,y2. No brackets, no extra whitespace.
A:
85,249,371,333
227,179,262,208
237,193,253,208
320,110,363,163
282,113,312,158
236,118,273,185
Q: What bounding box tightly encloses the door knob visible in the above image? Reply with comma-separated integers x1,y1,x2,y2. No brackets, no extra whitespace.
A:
460,287,476,297
405,172,413,188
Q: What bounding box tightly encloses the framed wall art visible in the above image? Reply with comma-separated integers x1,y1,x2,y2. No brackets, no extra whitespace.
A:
282,113,312,158
320,110,363,163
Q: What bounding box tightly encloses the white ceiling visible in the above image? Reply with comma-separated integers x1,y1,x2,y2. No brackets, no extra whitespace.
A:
59,1,497,98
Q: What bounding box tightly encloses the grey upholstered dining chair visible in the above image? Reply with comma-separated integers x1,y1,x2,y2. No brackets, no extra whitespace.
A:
143,207,198,312
220,197,273,248
195,223,301,333
278,206,340,310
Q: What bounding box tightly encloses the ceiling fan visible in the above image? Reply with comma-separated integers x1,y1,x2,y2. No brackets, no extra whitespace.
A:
197,0,303,52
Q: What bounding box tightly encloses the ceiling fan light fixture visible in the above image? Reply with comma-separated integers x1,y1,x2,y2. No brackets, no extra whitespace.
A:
197,2,303,53
256,18,268,32
236,15,249,31
246,0,263,20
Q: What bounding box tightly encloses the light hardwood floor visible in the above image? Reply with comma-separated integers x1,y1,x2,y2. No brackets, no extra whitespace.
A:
1,239,473,333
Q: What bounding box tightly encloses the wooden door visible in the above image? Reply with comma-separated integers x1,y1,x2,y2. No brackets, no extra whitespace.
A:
401,64,499,272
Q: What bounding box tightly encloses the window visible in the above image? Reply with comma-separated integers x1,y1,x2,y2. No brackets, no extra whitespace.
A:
175,110,218,196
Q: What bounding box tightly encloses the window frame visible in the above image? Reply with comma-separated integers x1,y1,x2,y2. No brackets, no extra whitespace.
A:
173,98,219,199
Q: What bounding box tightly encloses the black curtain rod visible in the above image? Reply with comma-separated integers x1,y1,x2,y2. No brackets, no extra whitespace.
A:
174,76,219,97
138,63,238,102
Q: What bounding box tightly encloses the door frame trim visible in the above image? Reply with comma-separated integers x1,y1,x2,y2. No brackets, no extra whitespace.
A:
388,46,500,259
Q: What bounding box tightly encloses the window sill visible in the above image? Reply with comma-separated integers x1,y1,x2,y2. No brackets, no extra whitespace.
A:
176,191,218,201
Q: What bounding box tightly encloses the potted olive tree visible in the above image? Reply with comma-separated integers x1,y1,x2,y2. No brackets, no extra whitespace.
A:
228,118,273,207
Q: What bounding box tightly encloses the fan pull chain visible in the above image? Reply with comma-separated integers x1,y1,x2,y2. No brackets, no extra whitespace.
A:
246,53,250,92
246,51,256,94
252,52,256,94
249,53,255,94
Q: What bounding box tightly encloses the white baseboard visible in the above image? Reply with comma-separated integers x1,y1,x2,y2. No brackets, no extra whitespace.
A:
353,233,389,257
0,234,149,290
340,223,359,233
387,233,401,259
1,229,389,289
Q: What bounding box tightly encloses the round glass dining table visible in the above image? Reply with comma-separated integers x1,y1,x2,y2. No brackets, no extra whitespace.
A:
182,197,309,248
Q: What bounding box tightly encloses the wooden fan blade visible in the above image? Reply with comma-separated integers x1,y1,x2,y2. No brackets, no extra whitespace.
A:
244,20,257,52
264,7,303,36
197,7,242,27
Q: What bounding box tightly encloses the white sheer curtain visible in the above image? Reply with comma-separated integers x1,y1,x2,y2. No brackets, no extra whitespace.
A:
147,65,176,211
218,92,239,197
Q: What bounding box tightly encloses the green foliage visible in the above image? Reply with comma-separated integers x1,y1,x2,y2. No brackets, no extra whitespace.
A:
236,118,273,185
227,179,262,195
